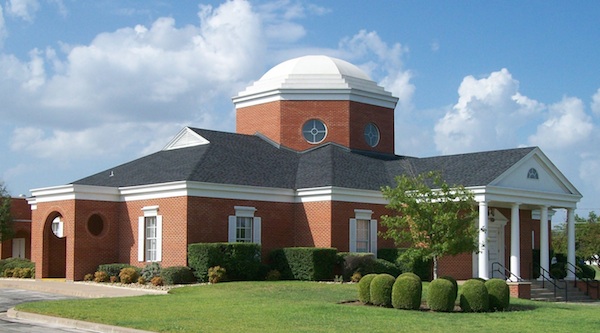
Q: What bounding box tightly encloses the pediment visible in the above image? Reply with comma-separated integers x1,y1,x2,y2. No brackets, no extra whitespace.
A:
163,127,209,150
490,148,580,196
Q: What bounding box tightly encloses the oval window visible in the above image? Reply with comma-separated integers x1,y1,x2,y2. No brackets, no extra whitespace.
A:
302,119,327,144
87,214,105,236
364,122,380,147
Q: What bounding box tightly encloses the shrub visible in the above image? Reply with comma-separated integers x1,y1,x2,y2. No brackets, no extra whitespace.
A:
577,263,596,279
392,275,422,310
98,263,137,279
137,276,146,284
110,275,119,283
550,262,567,279
485,278,510,311
351,272,362,282
141,262,162,281
373,259,401,277
460,279,489,312
338,252,375,281
370,274,395,307
151,276,164,286
439,275,458,300
161,266,196,285
427,278,456,312
378,248,432,281
83,273,94,282
0,258,35,277
265,270,281,281
398,272,421,282
188,243,262,282
208,266,227,284
94,271,109,283
358,273,377,304
269,247,338,281
119,267,140,284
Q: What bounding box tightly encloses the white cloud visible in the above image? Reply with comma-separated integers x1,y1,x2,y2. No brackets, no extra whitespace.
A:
591,88,600,116
528,97,593,150
0,4,6,47
6,0,40,22
434,68,543,155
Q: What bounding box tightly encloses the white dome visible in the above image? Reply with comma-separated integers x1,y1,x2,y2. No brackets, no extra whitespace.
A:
260,55,372,81
232,55,398,109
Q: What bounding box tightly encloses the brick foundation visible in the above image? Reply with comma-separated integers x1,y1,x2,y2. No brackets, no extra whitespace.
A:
508,282,531,299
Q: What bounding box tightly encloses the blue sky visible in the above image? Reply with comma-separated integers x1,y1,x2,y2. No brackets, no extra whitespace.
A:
1,0,599,221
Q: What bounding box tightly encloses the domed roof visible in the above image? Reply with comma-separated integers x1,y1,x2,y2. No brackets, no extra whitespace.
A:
259,55,372,81
233,55,398,109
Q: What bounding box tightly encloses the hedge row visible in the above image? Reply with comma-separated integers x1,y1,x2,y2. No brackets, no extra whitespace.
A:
0,258,35,278
270,247,338,281
187,243,262,282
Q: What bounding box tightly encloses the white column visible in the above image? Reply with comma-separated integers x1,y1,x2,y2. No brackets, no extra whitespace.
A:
478,201,489,279
566,208,576,280
539,206,550,280
510,203,521,281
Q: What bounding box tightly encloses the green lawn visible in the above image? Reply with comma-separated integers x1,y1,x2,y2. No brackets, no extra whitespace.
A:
593,265,600,280
15,281,599,333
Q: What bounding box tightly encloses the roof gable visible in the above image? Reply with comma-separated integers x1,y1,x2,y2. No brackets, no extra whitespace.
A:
163,127,209,150
491,148,581,196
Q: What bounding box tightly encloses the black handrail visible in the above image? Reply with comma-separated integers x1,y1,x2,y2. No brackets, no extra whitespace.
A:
564,261,599,298
491,262,523,282
533,262,567,302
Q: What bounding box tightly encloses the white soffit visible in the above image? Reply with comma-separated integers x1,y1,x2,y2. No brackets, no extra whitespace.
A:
163,127,209,150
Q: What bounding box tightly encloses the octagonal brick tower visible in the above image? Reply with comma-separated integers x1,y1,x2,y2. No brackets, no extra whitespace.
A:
232,55,399,154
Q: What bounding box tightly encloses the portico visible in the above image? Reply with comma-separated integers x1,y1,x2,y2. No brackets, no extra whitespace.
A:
471,149,581,281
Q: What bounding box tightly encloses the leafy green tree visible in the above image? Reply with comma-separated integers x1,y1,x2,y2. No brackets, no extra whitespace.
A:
380,171,478,279
0,182,14,242
553,211,600,263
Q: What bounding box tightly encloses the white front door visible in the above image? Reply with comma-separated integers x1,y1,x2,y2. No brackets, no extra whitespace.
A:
12,238,25,259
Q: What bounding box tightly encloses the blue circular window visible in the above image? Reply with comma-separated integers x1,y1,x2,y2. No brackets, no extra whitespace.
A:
302,119,327,144
364,123,380,147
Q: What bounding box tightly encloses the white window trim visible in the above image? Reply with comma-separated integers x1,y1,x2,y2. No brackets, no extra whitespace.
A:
349,209,377,256
228,206,261,244
138,206,162,262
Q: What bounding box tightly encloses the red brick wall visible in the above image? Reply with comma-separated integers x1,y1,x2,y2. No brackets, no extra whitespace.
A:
0,198,32,259
294,201,332,247
438,253,473,280
236,100,395,154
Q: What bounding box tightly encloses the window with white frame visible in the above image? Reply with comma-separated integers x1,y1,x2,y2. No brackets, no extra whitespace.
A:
138,206,162,262
228,206,261,244
349,209,377,254
51,216,64,238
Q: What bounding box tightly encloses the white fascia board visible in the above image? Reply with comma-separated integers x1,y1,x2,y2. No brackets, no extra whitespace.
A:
232,88,398,109
471,185,580,209
296,186,386,204
186,182,295,202
120,181,189,201
29,184,121,203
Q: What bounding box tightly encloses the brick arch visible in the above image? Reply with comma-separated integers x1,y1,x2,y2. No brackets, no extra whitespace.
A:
42,211,67,278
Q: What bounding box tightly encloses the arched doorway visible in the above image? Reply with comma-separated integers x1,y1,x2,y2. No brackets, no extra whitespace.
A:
43,213,67,278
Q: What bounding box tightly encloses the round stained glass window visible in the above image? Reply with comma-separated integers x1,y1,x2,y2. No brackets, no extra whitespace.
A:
302,119,327,144
364,122,380,147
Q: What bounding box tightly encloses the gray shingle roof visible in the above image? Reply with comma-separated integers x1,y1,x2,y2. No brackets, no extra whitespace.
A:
73,128,536,191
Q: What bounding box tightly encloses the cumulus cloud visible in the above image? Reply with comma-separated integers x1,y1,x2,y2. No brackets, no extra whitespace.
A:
5,0,40,22
0,5,6,47
592,88,600,116
528,97,593,149
434,69,543,155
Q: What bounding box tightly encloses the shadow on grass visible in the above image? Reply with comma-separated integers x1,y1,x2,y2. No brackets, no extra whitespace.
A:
339,299,540,313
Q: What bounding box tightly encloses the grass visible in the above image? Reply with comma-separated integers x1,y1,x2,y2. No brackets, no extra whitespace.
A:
15,281,600,333
592,265,600,280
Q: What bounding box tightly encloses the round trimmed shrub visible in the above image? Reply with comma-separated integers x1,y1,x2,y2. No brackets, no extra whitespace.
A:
392,275,422,310
460,279,489,312
398,272,421,282
119,267,140,284
427,278,456,312
485,278,510,311
358,273,377,304
370,274,396,307
439,275,458,300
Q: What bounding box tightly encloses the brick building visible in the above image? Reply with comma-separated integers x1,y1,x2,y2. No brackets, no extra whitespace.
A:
28,55,581,281
0,197,32,260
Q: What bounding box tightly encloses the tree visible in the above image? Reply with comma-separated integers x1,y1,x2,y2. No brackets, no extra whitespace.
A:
553,211,600,264
0,182,14,242
380,171,478,279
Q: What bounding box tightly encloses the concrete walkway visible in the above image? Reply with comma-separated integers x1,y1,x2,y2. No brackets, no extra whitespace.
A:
0,279,167,333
